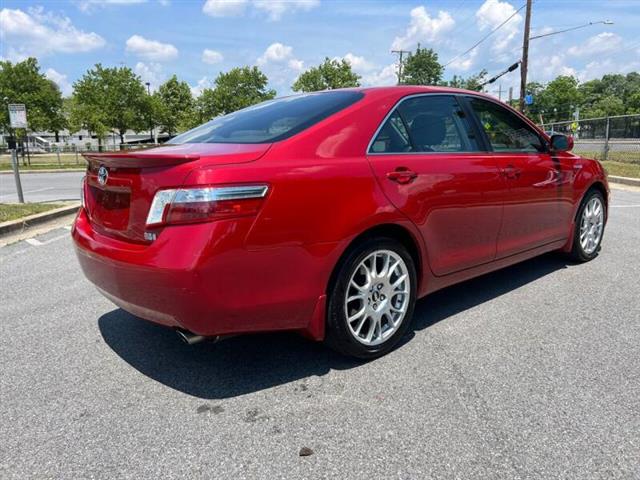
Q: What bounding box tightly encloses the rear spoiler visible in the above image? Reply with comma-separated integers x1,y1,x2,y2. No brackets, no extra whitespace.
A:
83,151,200,168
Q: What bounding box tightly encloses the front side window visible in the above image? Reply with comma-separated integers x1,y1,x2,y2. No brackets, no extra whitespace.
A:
171,91,364,144
469,98,545,153
370,95,479,154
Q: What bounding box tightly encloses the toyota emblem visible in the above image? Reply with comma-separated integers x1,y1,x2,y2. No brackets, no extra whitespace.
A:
97,165,108,186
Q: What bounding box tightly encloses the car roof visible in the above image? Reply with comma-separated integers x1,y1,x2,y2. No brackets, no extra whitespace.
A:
353,85,501,101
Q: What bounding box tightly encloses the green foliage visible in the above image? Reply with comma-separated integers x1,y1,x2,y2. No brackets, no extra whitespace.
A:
445,70,487,91
153,75,195,136
292,58,360,92
525,72,640,122
197,66,276,120
401,47,443,86
71,64,149,142
0,58,66,134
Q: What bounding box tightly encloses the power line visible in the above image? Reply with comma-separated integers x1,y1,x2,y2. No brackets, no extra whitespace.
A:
444,3,527,67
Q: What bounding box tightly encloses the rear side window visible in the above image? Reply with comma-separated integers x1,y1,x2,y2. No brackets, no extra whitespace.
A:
171,91,364,144
370,95,479,153
469,98,545,153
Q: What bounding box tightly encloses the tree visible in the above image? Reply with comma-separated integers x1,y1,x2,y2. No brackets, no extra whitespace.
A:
533,76,582,122
401,46,443,86
582,95,625,119
154,75,195,136
445,69,487,91
72,64,149,144
198,66,276,120
67,95,109,149
0,58,66,135
292,58,360,92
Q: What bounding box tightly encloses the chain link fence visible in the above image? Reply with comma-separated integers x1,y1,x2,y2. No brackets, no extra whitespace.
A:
541,114,640,164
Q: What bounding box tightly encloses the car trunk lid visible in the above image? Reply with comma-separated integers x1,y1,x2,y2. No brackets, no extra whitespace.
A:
83,143,271,242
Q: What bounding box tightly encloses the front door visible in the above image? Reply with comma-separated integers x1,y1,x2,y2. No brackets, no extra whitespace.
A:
367,94,504,276
466,97,575,258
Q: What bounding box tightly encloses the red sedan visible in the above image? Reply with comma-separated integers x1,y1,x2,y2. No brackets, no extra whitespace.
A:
73,86,608,358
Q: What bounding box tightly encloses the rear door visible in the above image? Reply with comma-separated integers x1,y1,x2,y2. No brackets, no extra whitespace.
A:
367,94,504,276
465,97,574,258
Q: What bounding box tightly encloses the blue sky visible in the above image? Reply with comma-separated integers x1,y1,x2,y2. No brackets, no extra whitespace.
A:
1,0,639,99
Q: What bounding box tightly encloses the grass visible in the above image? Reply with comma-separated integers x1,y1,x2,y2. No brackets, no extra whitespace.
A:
0,153,86,171
600,161,640,179
0,163,85,171
0,203,64,223
575,150,639,163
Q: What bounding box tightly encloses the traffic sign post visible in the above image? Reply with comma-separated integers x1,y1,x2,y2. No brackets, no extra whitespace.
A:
10,145,25,203
8,104,27,203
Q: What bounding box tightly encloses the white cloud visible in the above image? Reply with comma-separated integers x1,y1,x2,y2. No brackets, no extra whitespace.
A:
567,32,623,57
341,53,376,73
134,62,165,89
75,0,147,13
253,0,319,21
362,64,398,87
190,76,213,97
476,0,522,55
202,0,248,17
203,0,318,21
391,6,455,50
202,49,224,64
257,42,303,71
45,68,73,96
447,49,478,72
256,42,304,90
0,7,105,59
125,35,178,61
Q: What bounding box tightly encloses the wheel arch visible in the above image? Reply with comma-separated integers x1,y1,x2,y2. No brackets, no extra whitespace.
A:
576,180,608,222
326,222,423,295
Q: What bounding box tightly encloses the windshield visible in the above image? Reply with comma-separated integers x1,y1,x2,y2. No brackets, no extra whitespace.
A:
171,91,364,144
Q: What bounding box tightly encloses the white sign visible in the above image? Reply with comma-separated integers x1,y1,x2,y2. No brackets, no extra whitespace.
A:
8,104,28,129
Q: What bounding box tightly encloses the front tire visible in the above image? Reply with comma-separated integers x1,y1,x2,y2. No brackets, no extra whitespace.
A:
325,237,417,359
569,189,606,262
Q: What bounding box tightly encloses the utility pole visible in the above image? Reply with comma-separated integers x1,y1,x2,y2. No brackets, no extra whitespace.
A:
498,84,503,101
145,82,153,143
519,0,533,112
391,49,411,85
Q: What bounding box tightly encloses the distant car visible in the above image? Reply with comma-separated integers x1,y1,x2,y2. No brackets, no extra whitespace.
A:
73,87,608,359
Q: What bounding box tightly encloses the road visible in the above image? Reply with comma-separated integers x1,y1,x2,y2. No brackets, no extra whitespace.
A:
0,171,84,203
1,188,639,479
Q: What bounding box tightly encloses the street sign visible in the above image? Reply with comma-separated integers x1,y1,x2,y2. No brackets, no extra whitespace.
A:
8,104,28,128
524,94,533,105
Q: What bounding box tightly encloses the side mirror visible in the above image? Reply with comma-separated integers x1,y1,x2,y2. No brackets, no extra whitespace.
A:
550,134,573,152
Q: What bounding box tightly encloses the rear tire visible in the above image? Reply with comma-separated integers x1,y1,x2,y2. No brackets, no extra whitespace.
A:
325,237,417,359
569,189,606,262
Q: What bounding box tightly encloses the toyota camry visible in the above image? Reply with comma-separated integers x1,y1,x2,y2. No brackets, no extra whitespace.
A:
73,86,608,358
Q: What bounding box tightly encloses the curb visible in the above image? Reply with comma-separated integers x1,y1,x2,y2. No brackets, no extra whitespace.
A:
0,168,86,174
608,175,640,187
0,204,80,237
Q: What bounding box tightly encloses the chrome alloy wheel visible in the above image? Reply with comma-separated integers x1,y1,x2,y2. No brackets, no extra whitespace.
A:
580,196,604,255
344,250,411,346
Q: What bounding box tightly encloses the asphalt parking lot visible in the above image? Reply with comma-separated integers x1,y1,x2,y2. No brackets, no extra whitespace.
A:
1,187,639,479
0,171,84,203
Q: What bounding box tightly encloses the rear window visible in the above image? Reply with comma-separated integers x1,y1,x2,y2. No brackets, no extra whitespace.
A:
171,91,364,144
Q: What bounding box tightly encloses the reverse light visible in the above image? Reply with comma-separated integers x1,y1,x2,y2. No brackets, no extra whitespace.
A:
145,184,269,227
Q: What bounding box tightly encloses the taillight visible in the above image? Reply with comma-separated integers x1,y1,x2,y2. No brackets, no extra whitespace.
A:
145,184,269,227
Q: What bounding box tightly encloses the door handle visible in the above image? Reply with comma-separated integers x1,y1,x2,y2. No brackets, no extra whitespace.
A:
502,165,521,179
386,167,418,184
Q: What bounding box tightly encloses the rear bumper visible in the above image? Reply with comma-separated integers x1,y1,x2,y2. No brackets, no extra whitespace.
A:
72,208,331,338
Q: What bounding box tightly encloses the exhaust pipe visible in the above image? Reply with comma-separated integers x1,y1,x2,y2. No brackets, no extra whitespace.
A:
175,328,217,345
